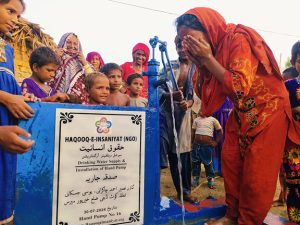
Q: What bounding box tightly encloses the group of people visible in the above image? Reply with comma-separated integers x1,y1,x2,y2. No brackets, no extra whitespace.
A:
0,0,300,225
22,32,150,108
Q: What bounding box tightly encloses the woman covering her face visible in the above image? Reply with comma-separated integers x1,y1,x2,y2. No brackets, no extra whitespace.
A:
176,7,298,225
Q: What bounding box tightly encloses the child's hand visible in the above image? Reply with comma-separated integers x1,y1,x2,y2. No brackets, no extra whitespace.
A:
43,93,70,103
23,93,40,102
0,126,34,154
2,93,34,119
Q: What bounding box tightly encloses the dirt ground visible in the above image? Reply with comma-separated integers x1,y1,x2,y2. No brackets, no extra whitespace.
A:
160,167,288,219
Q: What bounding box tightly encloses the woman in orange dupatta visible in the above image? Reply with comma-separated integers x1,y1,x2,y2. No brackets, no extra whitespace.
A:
176,7,294,225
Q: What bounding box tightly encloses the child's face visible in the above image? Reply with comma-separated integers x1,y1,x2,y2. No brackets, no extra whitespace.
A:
132,50,146,66
175,37,188,61
64,34,79,55
129,77,144,96
107,69,122,91
33,63,59,83
88,76,110,104
0,0,23,34
294,53,300,74
91,55,101,70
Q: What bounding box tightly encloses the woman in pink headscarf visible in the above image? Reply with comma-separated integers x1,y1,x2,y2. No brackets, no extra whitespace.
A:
121,43,150,98
86,51,105,72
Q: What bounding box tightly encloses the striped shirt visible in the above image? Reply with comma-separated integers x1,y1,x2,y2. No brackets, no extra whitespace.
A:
192,116,222,137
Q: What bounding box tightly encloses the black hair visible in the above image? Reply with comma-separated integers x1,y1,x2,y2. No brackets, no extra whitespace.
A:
291,41,300,65
85,72,108,91
282,66,298,78
29,46,60,70
127,73,144,85
100,63,122,76
0,0,25,10
175,14,206,33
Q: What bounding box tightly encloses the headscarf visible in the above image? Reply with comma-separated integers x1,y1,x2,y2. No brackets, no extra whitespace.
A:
132,43,150,66
58,32,82,54
183,7,281,116
86,51,105,69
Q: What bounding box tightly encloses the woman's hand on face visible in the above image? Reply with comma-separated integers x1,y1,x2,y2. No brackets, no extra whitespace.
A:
55,48,65,58
77,51,88,66
183,35,213,66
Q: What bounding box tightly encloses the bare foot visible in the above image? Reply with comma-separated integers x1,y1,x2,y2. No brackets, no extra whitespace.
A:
204,217,237,225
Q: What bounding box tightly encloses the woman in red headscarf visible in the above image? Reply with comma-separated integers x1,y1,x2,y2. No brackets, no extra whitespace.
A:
176,7,299,225
121,43,150,98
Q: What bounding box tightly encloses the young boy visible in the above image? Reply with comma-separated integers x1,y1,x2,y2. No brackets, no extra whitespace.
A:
21,46,80,103
127,73,148,107
191,111,223,189
159,35,197,204
100,63,130,106
85,72,110,105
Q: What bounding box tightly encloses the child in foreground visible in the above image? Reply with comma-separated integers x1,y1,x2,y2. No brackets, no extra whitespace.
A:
127,73,148,107
21,47,80,103
85,72,110,105
100,63,130,106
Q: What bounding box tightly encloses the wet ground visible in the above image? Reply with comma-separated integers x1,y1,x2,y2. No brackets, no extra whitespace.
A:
160,167,287,219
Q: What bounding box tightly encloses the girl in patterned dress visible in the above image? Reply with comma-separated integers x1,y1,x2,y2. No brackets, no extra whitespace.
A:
284,41,300,224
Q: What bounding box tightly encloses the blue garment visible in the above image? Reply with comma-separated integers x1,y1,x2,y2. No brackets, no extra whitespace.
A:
192,143,213,165
212,98,232,175
191,143,215,180
0,39,20,221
